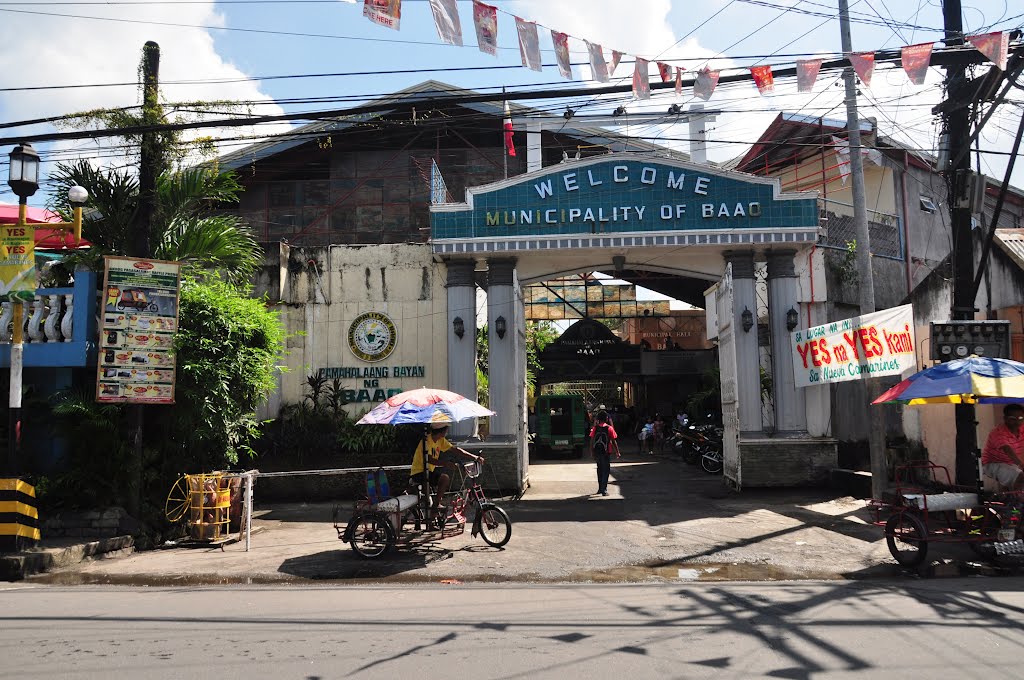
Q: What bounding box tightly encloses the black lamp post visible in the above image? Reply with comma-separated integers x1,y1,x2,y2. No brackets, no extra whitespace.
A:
8,143,40,204
786,307,799,332
452,316,465,339
495,316,507,340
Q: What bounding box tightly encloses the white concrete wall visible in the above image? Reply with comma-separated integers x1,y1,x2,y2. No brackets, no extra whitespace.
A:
273,244,449,413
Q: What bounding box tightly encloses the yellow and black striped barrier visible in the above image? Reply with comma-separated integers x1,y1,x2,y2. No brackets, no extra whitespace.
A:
0,478,39,553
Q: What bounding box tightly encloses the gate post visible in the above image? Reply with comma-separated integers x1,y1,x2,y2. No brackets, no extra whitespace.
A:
723,251,761,435
446,259,477,439
486,258,517,436
766,249,806,433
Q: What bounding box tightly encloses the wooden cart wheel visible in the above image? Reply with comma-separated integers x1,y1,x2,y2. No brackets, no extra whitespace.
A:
164,475,191,523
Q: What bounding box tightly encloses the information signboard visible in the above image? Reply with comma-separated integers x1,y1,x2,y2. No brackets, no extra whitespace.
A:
96,256,181,404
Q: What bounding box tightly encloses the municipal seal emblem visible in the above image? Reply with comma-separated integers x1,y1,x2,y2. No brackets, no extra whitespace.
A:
348,311,397,362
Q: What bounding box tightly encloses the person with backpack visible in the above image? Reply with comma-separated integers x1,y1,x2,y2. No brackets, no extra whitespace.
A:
589,410,620,496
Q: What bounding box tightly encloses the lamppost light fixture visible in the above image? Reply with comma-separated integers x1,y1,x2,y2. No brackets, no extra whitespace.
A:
741,307,754,333
8,142,40,201
452,316,465,339
68,185,89,205
786,307,799,332
495,315,507,340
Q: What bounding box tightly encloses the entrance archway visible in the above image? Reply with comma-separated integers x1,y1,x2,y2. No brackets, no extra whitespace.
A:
431,153,832,490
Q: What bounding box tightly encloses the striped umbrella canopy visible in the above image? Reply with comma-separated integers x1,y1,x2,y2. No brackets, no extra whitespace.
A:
356,387,494,425
872,356,1024,405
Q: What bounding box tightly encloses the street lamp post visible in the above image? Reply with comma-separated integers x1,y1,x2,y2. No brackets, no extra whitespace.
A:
5,142,87,475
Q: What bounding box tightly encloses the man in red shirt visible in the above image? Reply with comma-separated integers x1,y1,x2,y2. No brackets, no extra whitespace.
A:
589,410,620,496
982,404,1024,490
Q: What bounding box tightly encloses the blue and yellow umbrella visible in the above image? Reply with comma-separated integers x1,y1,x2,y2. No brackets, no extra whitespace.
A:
872,356,1024,405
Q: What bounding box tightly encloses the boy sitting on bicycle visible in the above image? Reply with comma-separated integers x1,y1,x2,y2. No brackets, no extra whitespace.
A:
410,423,484,518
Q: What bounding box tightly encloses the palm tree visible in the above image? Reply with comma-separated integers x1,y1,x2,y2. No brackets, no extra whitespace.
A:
47,160,261,285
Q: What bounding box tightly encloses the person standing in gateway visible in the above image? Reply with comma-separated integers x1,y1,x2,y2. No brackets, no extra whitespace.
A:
589,410,620,496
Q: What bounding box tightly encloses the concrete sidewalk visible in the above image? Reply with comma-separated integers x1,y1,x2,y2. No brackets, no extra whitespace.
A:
4,452,981,584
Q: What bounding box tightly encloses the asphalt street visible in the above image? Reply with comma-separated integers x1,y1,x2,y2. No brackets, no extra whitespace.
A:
2,578,1023,679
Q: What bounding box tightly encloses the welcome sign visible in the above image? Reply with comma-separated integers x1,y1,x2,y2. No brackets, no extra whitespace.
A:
790,304,917,388
431,154,819,241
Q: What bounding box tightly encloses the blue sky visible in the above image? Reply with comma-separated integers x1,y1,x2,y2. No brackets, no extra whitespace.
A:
0,0,1020,206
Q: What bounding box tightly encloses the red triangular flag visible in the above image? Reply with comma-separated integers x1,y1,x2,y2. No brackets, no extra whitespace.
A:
849,52,874,87
503,100,516,157
901,42,933,85
633,58,651,100
967,31,1008,71
796,59,822,92
657,62,672,83
675,67,684,96
750,65,774,94
694,68,719,101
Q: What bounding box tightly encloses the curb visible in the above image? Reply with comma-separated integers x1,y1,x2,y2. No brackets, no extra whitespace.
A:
0,535,135,582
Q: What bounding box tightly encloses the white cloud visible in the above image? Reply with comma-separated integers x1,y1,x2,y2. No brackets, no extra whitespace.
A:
0,0,289,194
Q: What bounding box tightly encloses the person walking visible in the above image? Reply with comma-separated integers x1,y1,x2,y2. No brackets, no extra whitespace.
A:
589,410,620,496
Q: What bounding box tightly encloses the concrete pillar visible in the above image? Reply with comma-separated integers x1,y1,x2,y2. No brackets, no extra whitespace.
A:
724,250,761,435
767,249,807,433
446,259,477,438
527,121,542,173
486,258,517,436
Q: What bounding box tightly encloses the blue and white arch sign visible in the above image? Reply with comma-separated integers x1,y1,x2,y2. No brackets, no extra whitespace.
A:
430,154,819,253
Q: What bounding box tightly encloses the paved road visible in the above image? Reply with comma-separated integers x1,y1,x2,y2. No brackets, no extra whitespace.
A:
3,578,1023,679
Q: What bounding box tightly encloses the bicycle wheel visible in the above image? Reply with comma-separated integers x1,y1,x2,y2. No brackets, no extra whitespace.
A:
164,475,191,523
349,512,395,559
701,450,723,474
476,503,511,548
885,512,928,567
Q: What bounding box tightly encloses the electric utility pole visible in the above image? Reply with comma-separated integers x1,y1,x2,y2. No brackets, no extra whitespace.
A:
838,0,887,500
127,40,160,519
940,1,980,489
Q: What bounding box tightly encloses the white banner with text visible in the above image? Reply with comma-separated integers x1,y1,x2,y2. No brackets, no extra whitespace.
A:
791,304,917,388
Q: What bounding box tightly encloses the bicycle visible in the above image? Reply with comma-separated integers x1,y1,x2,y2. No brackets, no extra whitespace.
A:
338,459,511,559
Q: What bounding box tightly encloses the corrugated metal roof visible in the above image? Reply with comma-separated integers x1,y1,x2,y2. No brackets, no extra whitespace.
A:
217,80,687,170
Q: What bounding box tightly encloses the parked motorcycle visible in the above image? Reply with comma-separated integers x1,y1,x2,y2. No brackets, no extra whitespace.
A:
670,425,720,465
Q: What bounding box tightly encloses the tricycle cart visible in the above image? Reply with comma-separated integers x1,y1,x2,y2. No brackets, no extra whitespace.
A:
334,459,511,559
871,462,1024,567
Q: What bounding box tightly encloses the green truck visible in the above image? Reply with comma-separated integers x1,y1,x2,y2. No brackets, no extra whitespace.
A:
534,394,588,458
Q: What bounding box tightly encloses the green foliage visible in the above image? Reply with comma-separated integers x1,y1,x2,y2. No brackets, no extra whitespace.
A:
686,367,722,420
259,375,403,468
161,277,286,468
48,161,261,283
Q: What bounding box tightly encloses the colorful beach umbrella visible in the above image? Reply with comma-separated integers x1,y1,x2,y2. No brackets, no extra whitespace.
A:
872,356,1024,405
356,387,494,425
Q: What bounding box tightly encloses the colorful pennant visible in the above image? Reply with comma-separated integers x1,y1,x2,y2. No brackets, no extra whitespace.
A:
473,1,498,56
967,31,1009,71
428,0,461,46
633,58,651,100
675,67,684,96
849,52,875,87
610,51,623,77
901,42,933,85
515,17,542,72
750,65,774,94
363,0,401,30
796,59,822,92
694,68,720,101
552,30,573,79
657,62,672,83
586,41,610,83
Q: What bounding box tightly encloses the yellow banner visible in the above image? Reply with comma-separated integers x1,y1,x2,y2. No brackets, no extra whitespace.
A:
0,223,35,302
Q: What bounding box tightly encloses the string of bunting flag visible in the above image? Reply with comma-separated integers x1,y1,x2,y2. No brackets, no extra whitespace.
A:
357,0,1013,102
